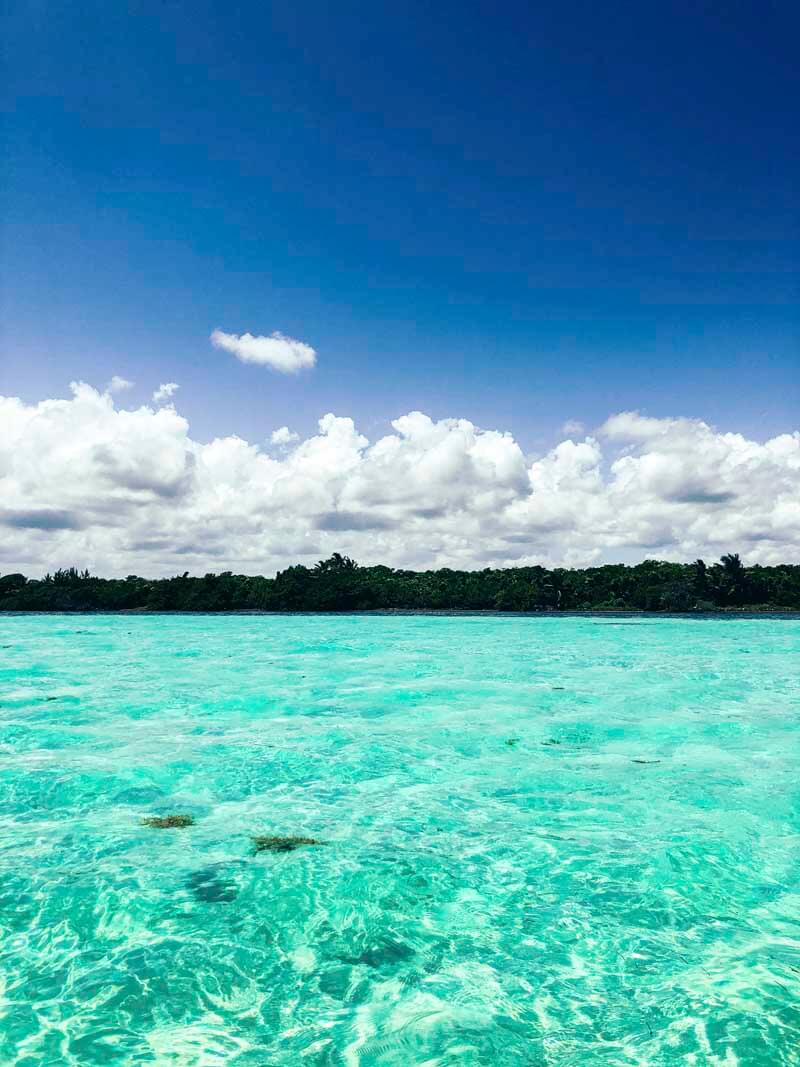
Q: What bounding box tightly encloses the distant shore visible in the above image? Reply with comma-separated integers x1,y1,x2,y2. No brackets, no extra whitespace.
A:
3,608,800,619
2,554,799,613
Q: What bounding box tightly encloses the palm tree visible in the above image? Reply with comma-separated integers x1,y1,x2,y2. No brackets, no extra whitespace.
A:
718,553,747,605
720,553,744,578
314,554,357,574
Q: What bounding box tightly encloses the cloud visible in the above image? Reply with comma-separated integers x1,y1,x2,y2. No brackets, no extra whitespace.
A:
270,426,300,446
561,419,585,436
210,329,316,373
1,508,84,531
107,375,133,394
600,410,686,441
0,383,798,576
153,382,179,404
316,510,397,532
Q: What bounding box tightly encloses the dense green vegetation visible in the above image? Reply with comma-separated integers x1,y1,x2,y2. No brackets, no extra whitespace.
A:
1,553,799,612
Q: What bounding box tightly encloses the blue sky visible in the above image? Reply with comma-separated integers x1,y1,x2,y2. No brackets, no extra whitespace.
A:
3,0,798,452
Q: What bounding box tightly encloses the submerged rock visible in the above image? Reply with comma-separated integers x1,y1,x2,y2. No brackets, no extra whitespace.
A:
251,835,323,854
340,938,415,968
142,813,195,829
505,738,519,747
187,865,237,903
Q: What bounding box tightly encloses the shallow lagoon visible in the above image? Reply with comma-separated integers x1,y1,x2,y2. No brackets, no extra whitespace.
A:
1,614,799,1066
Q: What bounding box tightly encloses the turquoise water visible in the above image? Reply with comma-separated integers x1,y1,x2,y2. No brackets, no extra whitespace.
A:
1,614,799,1066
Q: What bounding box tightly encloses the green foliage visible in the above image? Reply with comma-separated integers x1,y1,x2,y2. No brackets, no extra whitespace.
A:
0,573,26,591
1,556,799,613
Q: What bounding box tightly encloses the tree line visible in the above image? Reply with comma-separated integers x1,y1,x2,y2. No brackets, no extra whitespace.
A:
1,553,799,612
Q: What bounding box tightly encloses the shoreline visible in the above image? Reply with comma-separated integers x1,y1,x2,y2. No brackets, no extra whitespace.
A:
3,608,800,619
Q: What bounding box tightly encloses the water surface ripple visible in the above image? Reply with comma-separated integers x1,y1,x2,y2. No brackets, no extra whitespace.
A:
1,615,799,1065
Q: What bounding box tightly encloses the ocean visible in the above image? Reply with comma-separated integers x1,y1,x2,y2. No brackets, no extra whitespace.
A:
1,614,798,1065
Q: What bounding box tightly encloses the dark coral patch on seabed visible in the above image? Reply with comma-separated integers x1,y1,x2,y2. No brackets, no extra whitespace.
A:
252,835,323,853
142,814,195,828
187,865,238,902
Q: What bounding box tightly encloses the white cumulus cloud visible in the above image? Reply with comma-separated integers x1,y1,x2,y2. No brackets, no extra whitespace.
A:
107,375,133,394
561,419,585,436
210,329,316,373
153,382,179,404
270,426,300,446
0,383,798,577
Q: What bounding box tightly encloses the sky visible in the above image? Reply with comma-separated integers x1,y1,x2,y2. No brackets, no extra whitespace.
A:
2,0,799,574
